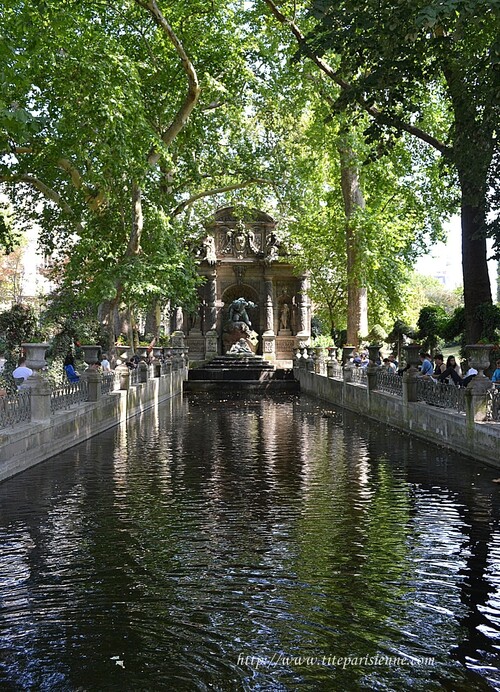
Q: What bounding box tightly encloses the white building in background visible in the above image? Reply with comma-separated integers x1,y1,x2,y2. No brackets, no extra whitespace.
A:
416,218,498,297
20,223,54,303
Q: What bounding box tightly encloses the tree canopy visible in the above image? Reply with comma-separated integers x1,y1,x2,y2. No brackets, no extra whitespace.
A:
0,0,492,344
277,0,500,341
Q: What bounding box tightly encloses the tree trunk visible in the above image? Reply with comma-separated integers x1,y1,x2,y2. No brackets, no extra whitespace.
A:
97,300,117,354
144,300,161,338
460,182,492,343
338,139,368,347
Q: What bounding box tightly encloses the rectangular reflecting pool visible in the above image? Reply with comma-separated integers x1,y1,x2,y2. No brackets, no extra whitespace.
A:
1,392,499,691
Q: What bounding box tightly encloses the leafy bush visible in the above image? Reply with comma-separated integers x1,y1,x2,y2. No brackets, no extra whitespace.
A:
417,305,447,353
441,307,465,343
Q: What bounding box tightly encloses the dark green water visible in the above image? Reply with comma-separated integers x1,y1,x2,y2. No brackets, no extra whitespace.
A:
0,392,500,691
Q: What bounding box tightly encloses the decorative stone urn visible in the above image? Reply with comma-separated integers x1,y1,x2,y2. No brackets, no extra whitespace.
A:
403,343,422,372
367,344,382,365
342,345,356,365
22,342,49,372
327,346,338,362
136,346,149,360
466,344,493,379
116,345,130,361
80,345,100,366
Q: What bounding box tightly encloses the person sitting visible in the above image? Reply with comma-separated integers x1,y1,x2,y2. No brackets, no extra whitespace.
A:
63,353,79,383
492,359,500,384
433,354,446,376
12,357,33,385
435,364,477,387
445,355,462,377
418,352,434,377
388,354,398,369
382,357,397,373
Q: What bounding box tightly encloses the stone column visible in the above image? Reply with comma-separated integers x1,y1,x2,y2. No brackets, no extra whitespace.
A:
205,271,217,332
81,369,102,402
466,375,492,423
366,364,379,393
138,361,148,383
402,344,421,404
262,276,276,361
263,278,274,334
296,274,311,338
116,364,130,390
205,271,218,360
26,375,51,423
21,342,50,422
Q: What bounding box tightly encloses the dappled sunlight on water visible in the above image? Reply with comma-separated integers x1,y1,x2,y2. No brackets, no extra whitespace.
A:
0,393,499,691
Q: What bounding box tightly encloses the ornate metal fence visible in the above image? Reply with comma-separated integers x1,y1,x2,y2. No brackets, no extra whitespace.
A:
486,386,500,422
101,372,119,395
416,378,466,413
50,380,89,414
376,370,403,397
350,367,367,385
0,390,31,428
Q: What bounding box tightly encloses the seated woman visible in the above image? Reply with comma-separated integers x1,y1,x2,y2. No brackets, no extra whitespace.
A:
64,353,80,383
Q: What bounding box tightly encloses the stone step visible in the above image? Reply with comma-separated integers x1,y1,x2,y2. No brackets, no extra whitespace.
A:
184,379,299,393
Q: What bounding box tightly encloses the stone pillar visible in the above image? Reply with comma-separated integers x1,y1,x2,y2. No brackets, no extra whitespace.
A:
171,331,185,348
82,369,101,402
262,335,276,362
466,375,492,423
263,278,274,334
296,274,311,337
116,364,130,390
204,271,218,360
366,364,379,393
205,330,218,361
25,374,51,423
343,364,353,383
402,344,421,404
306,347,315,372
138,361,148,383
206,271,217,332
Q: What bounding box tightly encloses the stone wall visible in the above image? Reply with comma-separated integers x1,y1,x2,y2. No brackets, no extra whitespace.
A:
296,367,500,468
0,360,186,484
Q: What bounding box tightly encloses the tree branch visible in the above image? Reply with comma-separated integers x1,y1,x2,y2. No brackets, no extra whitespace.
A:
5,146,107,212
172,179,272,216
137,0,201,165
263,0,450,155
0,173,84,233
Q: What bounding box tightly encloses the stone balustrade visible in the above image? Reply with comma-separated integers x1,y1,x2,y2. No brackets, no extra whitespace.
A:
294,363,500,467
0,353,188,483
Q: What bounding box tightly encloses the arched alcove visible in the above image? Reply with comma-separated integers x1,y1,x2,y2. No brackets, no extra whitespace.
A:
221,283,260,335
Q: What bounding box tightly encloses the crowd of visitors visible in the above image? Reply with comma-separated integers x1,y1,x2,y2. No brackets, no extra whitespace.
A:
348,348,499,388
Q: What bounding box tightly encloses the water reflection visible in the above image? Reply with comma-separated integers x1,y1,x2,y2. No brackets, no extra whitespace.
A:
0,392,499,691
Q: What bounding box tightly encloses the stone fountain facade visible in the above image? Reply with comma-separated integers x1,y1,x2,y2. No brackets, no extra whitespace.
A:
177,207,311,365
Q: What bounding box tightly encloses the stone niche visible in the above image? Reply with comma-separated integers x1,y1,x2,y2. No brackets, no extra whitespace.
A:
183,207,311,366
